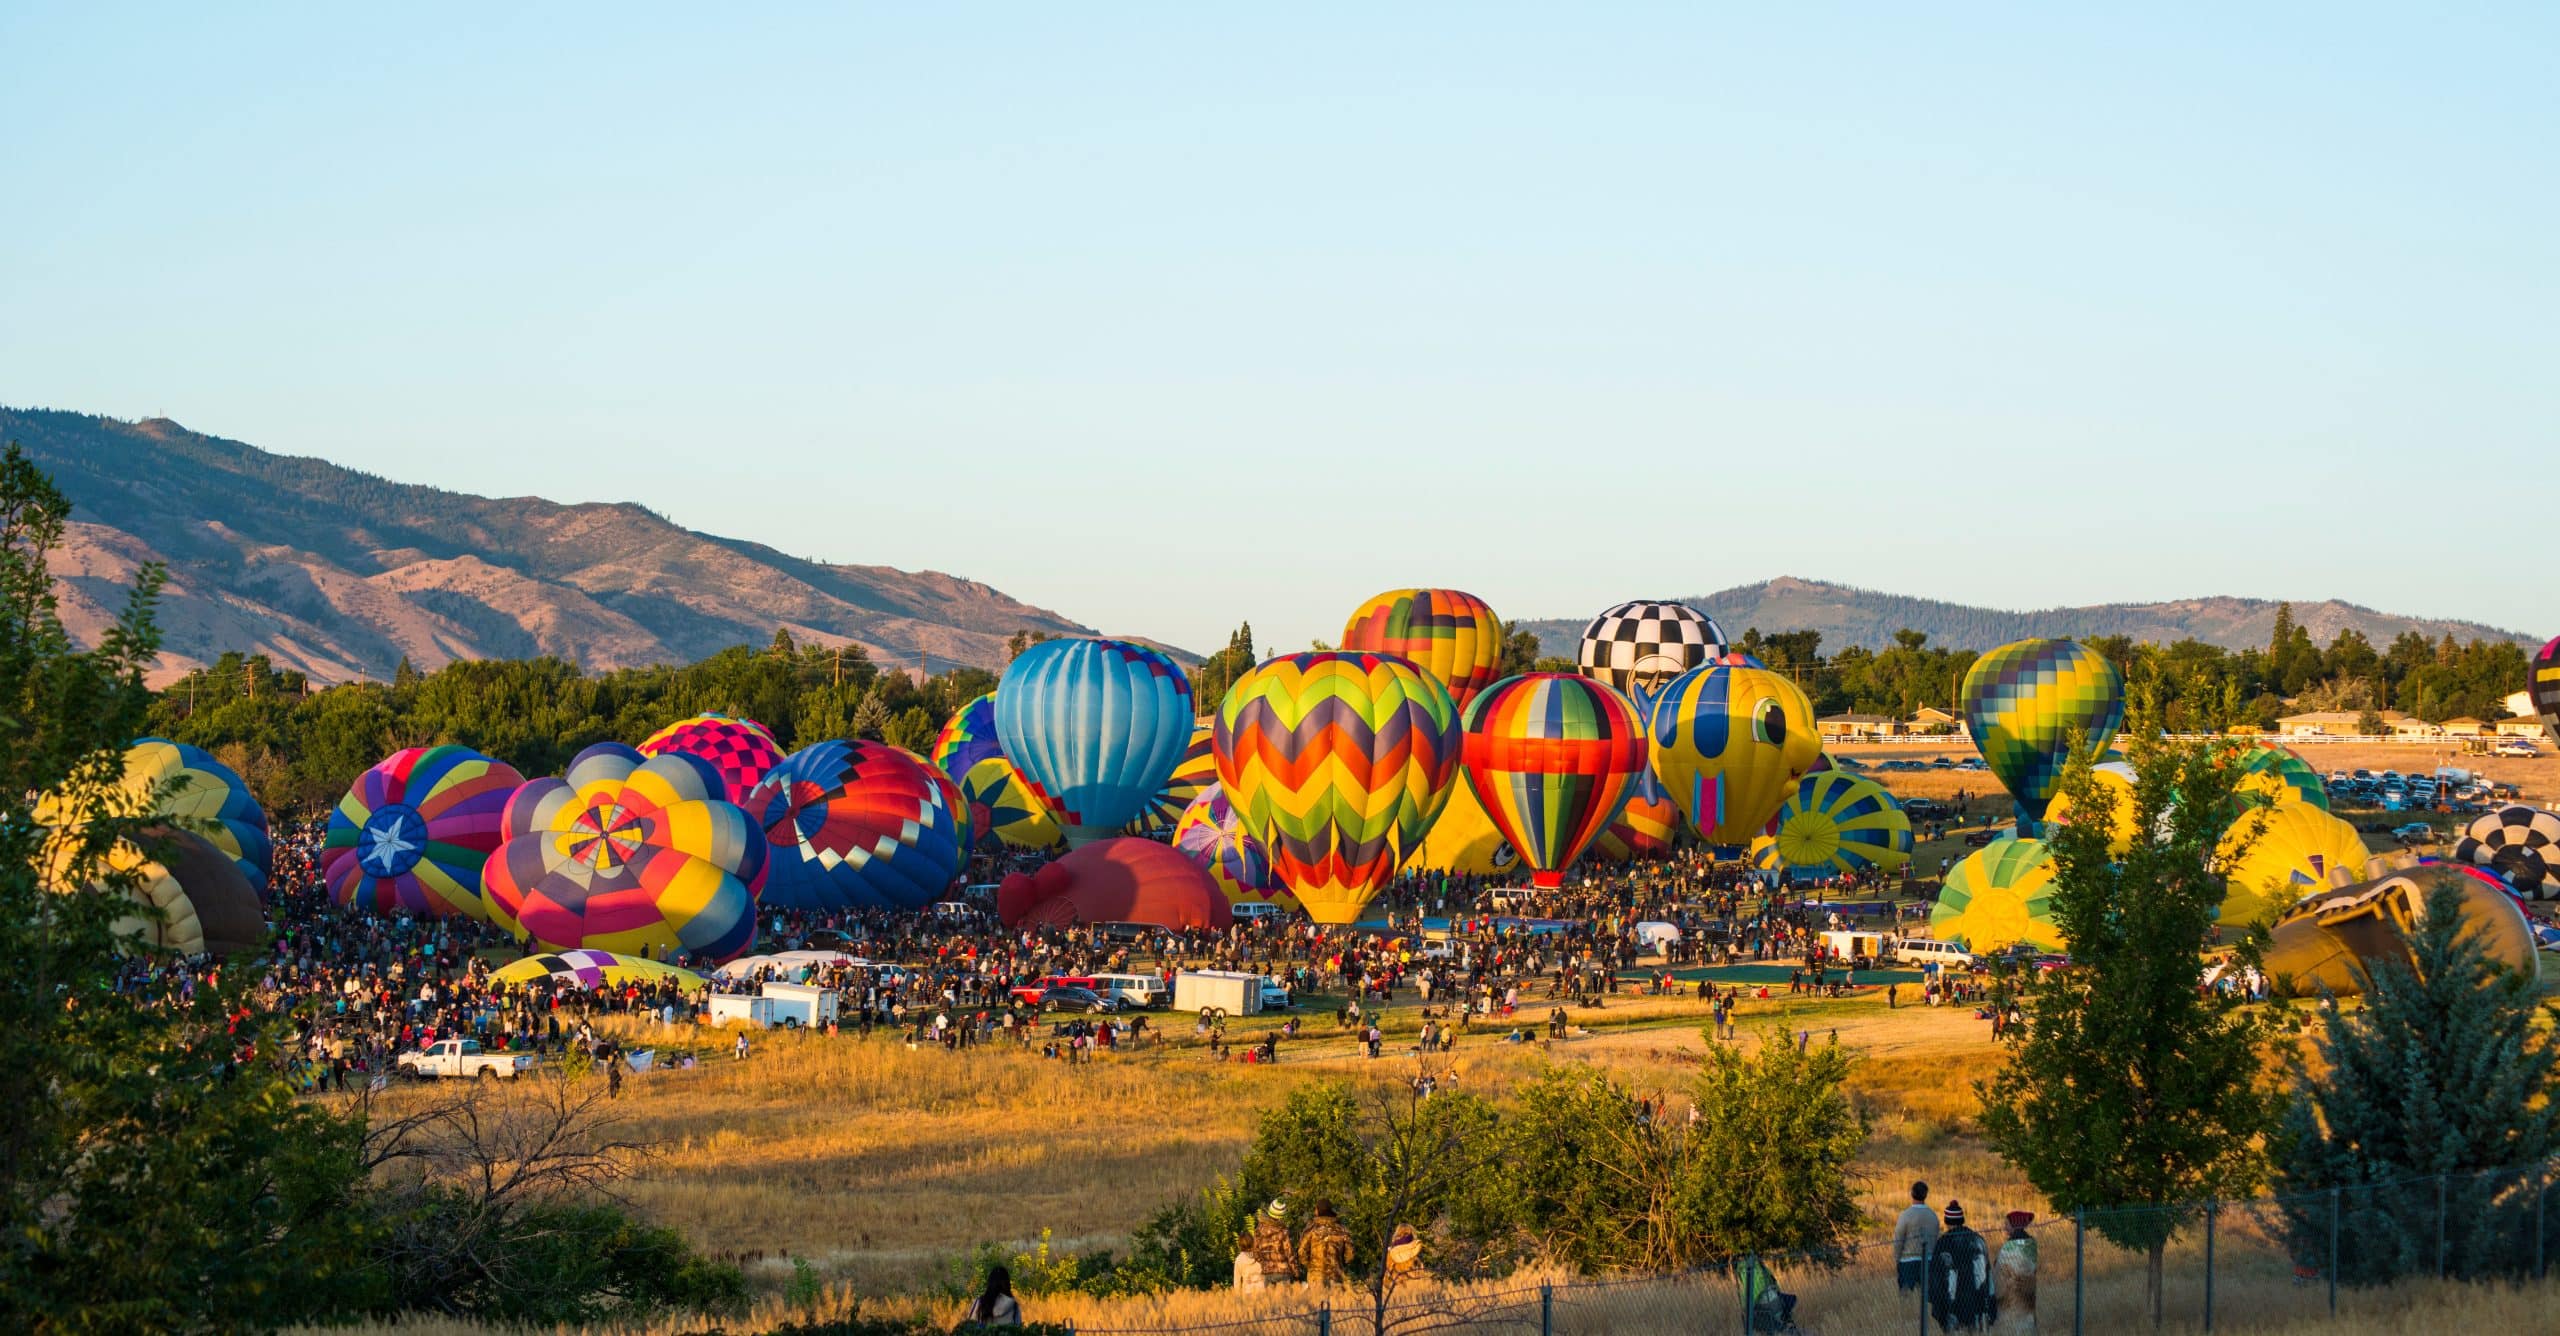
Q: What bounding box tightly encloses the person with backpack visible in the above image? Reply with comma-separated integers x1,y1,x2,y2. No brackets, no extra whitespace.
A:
1929,1201,1995,1331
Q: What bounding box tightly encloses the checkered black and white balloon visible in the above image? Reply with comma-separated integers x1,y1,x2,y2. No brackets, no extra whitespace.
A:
2455,803,2560,900
1576,601,1727,704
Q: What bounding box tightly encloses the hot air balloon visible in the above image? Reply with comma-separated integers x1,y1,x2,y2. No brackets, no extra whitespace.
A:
2264,860,2539,997
1215,651,1459,924
932,693,1064,850
1749,771,1913,877
1172,785,1295,912
2218,801,2372,926
118,738,273,895
321,745,525,918
746,740,966,911
1961,639,2125,836
2042,758,2143,856
2229,744,2329,812
996,838,1234,931
1930,839,2063,953
1340,589,1505,710
482,744,767,964
491,949,709,992
638,713,784,804
2455,804,2560,899
994,639,1195,845
1457,673,1649,888
895,746,974,859
2531,637,2560,743
1577,601,1728,712
1592,773,1679,862
1128,718,1217,836
1401,781,1521,878
1647,664,1821,846
40,825,264,957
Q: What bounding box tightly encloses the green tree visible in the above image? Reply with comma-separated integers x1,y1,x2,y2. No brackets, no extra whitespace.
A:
1674,1032,1868,1263
1978,736,2284,1325
1495,627,1544,678
0,445,378,1329
2272,880,2560,1283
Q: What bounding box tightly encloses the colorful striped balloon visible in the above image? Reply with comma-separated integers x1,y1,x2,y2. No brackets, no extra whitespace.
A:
932,692,1064,850
1127,718,1218,836
1748,771,1913,876
638,713,784,805
994,639,1196,845
1172,784,1295,912
121,738,273,896
483,744,766,964
1214,652,1459,924
1339,588,1506,710
747,741,966,912
321,745,525,917
1961,639,2125,835
2227,743,2330,812
1592,771,1679,862
1458,673,1649,888
1931,838,2063,953
1647,665,1822,846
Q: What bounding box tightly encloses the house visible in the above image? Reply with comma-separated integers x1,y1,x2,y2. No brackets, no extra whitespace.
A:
2496,718,2550,740
2275,709,2412,738
2388,716,2444,739
1818,713,1898,740
2438,716,2490,737
1908,706,1966,735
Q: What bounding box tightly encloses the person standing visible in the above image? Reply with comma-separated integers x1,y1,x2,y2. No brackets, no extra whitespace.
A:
1894,1181,1940,1292
960,1265,1021,1327
1251,1200,1302,1284
1993,1212,2038,1334
1929,1201,1994,1332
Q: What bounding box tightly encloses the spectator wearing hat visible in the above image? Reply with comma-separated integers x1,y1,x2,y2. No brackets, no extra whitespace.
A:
1994,1211,2037,1334
1299,1200,1356,1288
1251,1199,1302,1283
1893,1180,1941,1292
1929,1200,1994,1332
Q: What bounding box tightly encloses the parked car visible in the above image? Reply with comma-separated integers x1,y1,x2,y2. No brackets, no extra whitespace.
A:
1258,977,1295,1010
397,1038,533,1081
1894,939,1977,970
2391,823,2436,844
1036,985,1122,1015
1964,829,2000,847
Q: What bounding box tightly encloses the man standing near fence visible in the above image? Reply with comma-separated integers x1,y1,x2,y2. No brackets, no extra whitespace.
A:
1895,1180,1940,1292
1929,1201,1994,1332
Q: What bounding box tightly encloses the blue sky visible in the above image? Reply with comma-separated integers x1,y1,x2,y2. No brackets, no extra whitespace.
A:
4,4,2553,655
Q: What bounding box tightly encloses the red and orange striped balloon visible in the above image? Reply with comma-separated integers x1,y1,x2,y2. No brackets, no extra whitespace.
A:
1458,673,1649,888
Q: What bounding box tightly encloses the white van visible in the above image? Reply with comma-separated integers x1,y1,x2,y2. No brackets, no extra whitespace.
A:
1894,939,1976,970
1090,972,1168,1009
1231,902,1289,925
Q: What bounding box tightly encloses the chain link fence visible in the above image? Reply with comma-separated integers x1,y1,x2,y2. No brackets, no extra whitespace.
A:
1059,1162,2558,1335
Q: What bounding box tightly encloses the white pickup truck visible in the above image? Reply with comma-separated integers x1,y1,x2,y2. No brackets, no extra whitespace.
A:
397,1038,535,1081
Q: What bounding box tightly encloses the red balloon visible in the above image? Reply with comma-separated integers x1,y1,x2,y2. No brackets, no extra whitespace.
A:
998,838,1233,931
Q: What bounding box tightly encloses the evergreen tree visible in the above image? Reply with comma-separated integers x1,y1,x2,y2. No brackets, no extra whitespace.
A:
1978,735,2284,1325
2273,880,2560,1283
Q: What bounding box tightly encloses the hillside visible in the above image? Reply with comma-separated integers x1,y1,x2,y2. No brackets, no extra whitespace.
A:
6,408,1102,686
1517,576,2537,658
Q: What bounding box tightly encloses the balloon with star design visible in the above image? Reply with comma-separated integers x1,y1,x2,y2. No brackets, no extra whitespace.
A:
322,745,526,918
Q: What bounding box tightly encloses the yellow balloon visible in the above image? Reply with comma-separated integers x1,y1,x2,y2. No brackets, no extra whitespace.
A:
1401,783,1521,879
1647,665,1822,846
2217,801,2372,927
2043,761,2141,856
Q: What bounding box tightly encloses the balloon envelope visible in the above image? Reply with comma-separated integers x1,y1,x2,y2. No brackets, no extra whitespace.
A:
1400,781,1521,878
322,745,525,918
2265,862,2539,997
1340,589,1505,710
492,948,709,992
483,744,767,964
120,738,273,895
1128,718,1218,836
1458,673,1648,888
1647,665,1821,846
638,713,784,805
1962,640,2125,835
2532,636,2560,744
1216,651,1460,924
747,740,966,911
932,692,1064,850
2218,801,2372,926
1577,600,1728,713
2455,804,2560,900
1172,785,1295,912
1931,838,2063,953
1750,771,1913,876
994,638,1196,845
998,837,1234,931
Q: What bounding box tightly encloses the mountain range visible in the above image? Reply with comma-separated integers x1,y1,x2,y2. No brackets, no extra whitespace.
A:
6,408,1101,687
1515,576,2536,659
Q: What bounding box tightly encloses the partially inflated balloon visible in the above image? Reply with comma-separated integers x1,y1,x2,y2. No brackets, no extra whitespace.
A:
1401,782,1520,878
1592,771,1679,862
2230,744,2329,812
1172,784,1295,912
321,746,525,918
2532,637,2560,744
1216,652,1459,923
119,739,273,895
995,639,1195,845
1128,718,1218,835
1340,589,1505,710
492,949,708,992
2455,804,2560,900
2265,861,2539,998
746,741,965,911
932,693,1064,850
2042,758,2142,856
639,713,784,805
2218,801,2371,926
1458,673,1648,888
1647,665,1821,846
1749,771,1913,876
483,744,766,963
1961,640,2125,835
1931,839,2063,953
